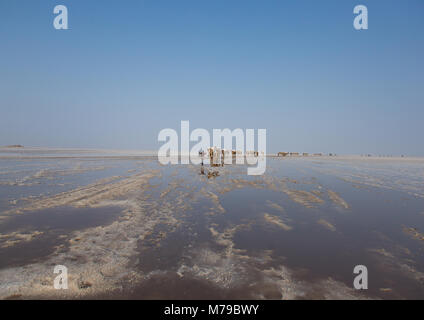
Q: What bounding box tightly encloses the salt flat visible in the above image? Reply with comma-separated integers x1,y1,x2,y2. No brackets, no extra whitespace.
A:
0,148,423,299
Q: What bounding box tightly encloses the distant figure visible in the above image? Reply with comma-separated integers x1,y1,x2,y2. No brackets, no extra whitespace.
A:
200,159,204,175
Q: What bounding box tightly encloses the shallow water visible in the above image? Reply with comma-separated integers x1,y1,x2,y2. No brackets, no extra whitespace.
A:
0,206,121,270
0,149,423,299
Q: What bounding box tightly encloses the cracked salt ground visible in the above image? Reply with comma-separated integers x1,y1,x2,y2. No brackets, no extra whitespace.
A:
0,153,424,299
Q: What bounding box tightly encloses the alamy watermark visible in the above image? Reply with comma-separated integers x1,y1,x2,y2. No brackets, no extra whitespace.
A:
53,265,68,289
157,121,266,175
52,4,368,31
53,5,68,30
353,265,368,290
353,5,368,30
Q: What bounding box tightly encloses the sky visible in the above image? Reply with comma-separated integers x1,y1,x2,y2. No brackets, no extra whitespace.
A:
0,0,423,155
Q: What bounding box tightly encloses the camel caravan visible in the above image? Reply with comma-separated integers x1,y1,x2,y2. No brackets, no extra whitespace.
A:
197,147,265,178
277,152,323,157
198,148,323,161
197,147,263,167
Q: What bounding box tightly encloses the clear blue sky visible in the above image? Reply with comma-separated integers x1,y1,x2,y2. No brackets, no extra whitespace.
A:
1,0,423,155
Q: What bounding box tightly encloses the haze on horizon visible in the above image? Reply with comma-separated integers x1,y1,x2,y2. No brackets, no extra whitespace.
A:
1,0,423,156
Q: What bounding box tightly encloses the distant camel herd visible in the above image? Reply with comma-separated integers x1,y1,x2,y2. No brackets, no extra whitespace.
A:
277,152,324,157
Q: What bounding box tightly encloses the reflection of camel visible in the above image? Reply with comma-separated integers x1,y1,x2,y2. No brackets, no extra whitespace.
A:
200,159,205,175
200,159,219,178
